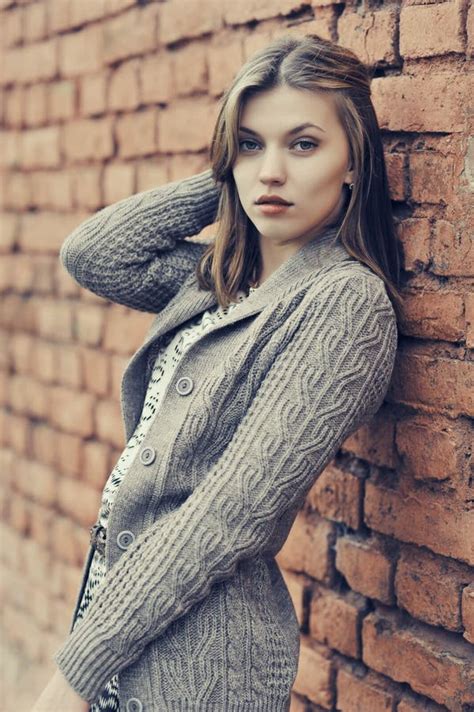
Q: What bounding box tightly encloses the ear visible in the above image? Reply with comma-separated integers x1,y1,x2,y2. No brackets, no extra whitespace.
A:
343,166,354,187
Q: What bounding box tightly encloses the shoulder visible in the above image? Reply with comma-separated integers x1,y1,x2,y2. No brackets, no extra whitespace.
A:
307,259,396,320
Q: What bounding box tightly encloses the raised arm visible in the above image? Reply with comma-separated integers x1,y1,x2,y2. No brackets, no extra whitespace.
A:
52,274,398,703
59,168,221,313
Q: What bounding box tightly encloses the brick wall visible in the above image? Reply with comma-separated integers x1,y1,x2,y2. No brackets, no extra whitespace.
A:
0,1,473,711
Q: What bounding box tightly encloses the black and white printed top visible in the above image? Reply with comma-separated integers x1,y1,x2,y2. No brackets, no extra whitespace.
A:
71,287,256,712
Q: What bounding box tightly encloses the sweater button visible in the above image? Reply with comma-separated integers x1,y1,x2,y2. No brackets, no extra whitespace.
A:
176,376,194,395
139,446,156,465
126,699,143,712
117,530,135,550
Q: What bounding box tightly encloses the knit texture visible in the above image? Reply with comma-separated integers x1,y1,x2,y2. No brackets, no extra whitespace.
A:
75,288,257,712
53,168,399,710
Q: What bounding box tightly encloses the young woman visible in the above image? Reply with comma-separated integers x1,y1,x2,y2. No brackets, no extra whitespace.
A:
32,33,401,712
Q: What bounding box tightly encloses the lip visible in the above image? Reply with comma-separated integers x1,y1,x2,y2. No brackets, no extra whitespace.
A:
256,203,292,216
255,194,293,206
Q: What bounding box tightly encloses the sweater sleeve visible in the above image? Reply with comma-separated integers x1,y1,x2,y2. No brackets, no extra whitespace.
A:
52,275,398,704
59,168,221,313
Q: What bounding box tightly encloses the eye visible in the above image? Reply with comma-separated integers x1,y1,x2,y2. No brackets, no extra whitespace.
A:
293,139,318,151
238,139,260,152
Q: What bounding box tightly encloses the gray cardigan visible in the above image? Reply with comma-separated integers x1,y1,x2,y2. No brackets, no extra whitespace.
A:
52,168,398,711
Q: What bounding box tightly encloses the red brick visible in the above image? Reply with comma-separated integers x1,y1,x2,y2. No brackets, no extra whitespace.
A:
277,14,336,43
409,151,456,205
466,293,474,349
242,30,274,61
276,510,335,584
50,514,78,565
342,415,396,469
372,74,468,133
400,1,465,58
390,350,474,417
1,39,58,85
430,220,474,277
397,692,447,712
4,86,24,128
30,169,73,210
82,439,111,490
157,99,217,153
57,476,100,528
208,38,244,97
62,117,114,162
57,344,82,389
32,299,73,340
58,24,103,78
365,481,474,565
9,375,48,419
2,6,24,48
172,42,208,96
335,535,394,605
395,414,466,483
461,583,474,644
4,172,32,210
19,458,57,508
48,385,95,437
159,0,222,45
385,153,407,201
9,494,32,535
20,212,80,254
103,304,152,354
136,160,169,193
20,126,60,169
103,5,158,63
103,162,135,204
108,59,141,112
79,72,108,117
55,431,83,479
398,290,464,341
70,167,103,210
75,304,106,347
336,667,396,712
292,634,334,708
168,153,210,181
279,568,307,628
48,80,76,122
309,584,365,658
0,213,20,253
23,2,48,43
140,54,174,105
469,2,474,58
307,463,362,530
23,83,48,127
0,130,21,169
395,545,472,631
338,7,399,66
397,218,431,271
224,0,317,25
70,0,107,25
82,347,110,397
116,109,157,159
362,608,473,709
31,422,58,466
95,398,124,449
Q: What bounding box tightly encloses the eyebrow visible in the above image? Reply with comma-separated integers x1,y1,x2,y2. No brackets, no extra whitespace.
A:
238,122,326,136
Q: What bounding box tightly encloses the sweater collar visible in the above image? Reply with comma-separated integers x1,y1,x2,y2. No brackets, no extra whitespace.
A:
141,223,354,351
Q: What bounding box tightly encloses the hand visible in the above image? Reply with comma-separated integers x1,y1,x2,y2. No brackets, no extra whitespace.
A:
31,668,90,712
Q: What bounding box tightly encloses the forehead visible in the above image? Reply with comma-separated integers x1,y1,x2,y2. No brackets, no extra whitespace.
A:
239,85,338,132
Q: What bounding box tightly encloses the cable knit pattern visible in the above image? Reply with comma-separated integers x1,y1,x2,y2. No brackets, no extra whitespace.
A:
53,168,398,711
74,288,257,712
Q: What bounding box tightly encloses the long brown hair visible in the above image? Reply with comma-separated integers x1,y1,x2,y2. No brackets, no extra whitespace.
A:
196,33,403,316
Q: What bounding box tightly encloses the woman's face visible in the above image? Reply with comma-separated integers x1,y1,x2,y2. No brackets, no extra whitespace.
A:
232,84,353,249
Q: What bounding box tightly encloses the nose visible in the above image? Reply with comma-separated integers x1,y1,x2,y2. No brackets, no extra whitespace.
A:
258,146,286,186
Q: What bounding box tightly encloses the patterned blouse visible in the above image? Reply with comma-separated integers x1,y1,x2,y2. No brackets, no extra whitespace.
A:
71,286,256,711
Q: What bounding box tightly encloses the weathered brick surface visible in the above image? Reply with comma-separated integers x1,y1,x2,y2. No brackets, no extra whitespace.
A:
1,2,473,710
362,608,474,709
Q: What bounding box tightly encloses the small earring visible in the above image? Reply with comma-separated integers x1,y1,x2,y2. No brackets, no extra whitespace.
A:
349,182,354,191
